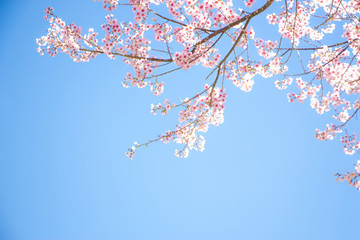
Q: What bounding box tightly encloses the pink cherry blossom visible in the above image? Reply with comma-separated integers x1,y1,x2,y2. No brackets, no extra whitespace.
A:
38,0,360,191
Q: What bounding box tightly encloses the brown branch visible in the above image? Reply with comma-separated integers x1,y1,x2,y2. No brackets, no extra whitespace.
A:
148,9,215,33
193,0,275,49
206,19,252,79
340,107,360,128
80,48,172,62
284,44,350,77
276,40,349,51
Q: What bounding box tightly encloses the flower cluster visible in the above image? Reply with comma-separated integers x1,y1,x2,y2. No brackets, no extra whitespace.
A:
275,78,293,90
335,160,360,190
244,0,256,8
101,0,119,11
315,124,342,141
149,81,164,95
125,142,140,160
151,23,173,42
151,99,175,115
36,9,99,62
340,133,360,155
173,48,198,70
254,39,277,59
172,86,227,157
266,13,279,25
127,85,227,158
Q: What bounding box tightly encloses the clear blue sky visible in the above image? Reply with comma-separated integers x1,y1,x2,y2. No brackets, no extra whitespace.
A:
0,1,359,240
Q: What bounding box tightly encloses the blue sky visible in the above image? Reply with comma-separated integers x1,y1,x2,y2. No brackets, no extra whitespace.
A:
0,1,359,240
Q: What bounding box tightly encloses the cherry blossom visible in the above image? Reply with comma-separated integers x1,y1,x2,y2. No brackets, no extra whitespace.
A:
38,0,360,191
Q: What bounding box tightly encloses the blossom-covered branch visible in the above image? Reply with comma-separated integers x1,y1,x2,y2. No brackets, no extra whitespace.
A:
38,0,360,191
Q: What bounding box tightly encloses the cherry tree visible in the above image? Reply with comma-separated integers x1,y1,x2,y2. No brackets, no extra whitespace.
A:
37,0,360,190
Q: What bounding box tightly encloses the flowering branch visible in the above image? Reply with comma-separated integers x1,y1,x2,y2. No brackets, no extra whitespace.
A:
38,0,360,191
